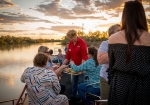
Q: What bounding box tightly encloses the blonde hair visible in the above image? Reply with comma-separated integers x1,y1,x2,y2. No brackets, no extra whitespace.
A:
66,30,77,39
38,46,49,53
33,52,48,67
108,24,120,36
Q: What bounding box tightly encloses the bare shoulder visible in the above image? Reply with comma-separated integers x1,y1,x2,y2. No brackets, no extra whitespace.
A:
140,31,150,46
145,31,150,38
108,31,125,44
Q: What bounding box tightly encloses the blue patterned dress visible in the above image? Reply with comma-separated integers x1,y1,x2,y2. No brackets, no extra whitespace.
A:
21,67,68,105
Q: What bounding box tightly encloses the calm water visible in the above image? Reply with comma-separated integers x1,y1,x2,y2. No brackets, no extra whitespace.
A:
0,42,65,104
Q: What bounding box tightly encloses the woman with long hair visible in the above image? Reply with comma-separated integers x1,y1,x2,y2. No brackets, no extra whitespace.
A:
107,1,150,105
70,46,102,105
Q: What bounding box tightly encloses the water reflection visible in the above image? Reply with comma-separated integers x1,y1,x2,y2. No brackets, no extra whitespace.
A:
0,73,15,87
0,43,33,51
0,42,64,104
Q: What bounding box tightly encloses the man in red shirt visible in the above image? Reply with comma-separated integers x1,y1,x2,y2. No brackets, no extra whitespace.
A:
63,29,88,98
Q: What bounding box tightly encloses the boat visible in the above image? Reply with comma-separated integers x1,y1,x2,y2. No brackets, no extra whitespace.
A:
0,72,108,105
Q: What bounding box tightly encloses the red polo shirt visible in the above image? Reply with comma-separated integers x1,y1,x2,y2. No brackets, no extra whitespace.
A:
66,37,88,66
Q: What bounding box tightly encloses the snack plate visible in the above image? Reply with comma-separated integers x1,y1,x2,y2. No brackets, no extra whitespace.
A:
63,69,82,75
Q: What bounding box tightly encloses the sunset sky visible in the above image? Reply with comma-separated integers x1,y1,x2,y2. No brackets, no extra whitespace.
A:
0,0,150,39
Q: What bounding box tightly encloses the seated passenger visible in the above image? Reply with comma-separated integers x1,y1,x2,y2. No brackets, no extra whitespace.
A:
38,46,66,94
48,49,54,61
70,46,102,105
52,49,64,66
21,52,69,105
38,46,53,69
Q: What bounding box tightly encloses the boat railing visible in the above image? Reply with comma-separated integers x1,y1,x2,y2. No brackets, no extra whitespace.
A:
15,85,27,105
0,85,27,105
0,98,17,105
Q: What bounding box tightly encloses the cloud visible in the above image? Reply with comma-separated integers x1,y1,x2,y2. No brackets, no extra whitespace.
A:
0,27,4,29
108,13,120,18
17,7,23,11
22,33,37,35
96,23,120,28
0,30,27,32
35,2,103,19
39,33,52,35
72,5,96,15
72,0,91,7
0,0,16,9
37,27,50,30
94,0,126,10
50,25,82,33
74,15,107,20
35,2,73,18
43,0,61,3
0,12,54,23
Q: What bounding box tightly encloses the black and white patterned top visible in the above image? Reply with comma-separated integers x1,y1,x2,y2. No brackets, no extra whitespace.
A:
107,44,150,105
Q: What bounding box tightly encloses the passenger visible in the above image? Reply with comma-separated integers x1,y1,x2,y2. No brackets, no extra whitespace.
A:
97,24,120,105
21,52,69,105
49,49,53,56
38,46,66,94
62,29,88,98
70,46,102,105
48,49,56,66
107,1,150,105
52,49,64,66
38,46,53,69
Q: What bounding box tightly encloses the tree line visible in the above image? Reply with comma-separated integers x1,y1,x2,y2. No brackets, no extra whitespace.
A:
60,30,108,45
0,30,109,45
0,35,61,45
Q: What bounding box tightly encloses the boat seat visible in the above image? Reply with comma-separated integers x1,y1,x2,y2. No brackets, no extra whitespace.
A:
85,82,101,105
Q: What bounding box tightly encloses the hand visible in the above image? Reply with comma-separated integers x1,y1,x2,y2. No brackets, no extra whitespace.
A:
60,65,68,69
58,76,62,80
58,72,62,77
63,68,70,72
52,65,59,70
70,61,74,65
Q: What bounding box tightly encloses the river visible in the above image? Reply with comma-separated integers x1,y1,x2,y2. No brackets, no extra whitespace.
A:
0,42,65,105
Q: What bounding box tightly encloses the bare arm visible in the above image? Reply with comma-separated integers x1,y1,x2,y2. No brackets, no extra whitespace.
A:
97,52,109,64
48,65,68,76
97,41,109,64
62,59,69,65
